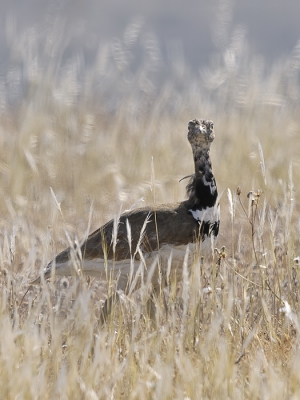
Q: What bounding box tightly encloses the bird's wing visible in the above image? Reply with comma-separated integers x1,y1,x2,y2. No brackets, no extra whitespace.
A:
50,202,199,266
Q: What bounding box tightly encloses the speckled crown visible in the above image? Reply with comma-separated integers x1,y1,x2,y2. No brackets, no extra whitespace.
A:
187,119,215,150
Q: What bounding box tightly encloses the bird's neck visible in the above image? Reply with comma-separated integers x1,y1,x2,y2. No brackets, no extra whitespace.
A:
186,147,218,210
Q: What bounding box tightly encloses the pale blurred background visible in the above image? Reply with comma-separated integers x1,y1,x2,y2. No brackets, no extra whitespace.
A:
1,0,300,84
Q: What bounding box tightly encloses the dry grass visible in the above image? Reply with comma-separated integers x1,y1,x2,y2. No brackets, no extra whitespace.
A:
0,19,300,399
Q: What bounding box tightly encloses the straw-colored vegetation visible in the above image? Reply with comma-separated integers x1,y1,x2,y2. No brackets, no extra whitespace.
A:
0,17,300,399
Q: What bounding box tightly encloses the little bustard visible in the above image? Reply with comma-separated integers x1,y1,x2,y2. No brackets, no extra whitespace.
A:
31,119,220,296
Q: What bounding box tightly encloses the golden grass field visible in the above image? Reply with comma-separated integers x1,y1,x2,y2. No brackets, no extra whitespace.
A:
0,22,300,398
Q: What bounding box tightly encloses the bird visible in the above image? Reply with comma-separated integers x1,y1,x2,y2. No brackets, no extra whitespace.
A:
31,119,220,299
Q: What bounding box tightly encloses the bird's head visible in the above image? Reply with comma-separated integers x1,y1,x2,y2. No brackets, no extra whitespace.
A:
187,119,215,152
185,118,217,203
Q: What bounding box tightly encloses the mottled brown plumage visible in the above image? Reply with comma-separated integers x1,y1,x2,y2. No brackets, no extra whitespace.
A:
55,202,198,262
